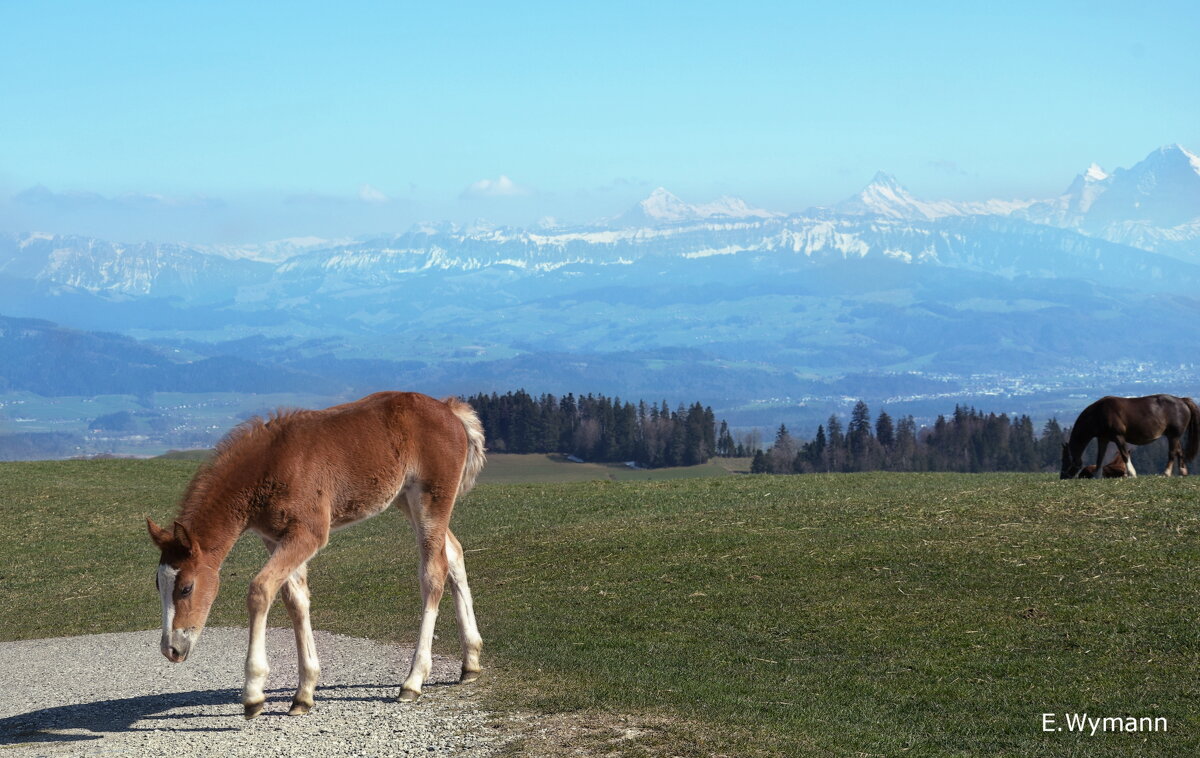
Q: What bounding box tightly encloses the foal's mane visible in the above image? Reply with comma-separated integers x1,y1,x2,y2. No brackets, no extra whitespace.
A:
176,408,310,524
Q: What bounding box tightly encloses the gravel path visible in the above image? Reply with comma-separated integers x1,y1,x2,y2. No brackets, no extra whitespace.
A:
0,628,507,757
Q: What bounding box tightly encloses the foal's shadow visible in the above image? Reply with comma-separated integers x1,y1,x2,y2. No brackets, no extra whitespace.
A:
0,682,436,745
0,688,244,744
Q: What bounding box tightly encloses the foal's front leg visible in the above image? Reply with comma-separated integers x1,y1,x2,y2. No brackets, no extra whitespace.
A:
243,535,321,719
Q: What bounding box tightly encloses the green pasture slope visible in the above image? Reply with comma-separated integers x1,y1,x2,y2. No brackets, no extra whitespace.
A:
153,451,751,482
2,460,1199,756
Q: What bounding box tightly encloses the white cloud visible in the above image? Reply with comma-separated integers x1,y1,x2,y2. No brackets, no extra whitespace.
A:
461,175,530,198
358,184,389,204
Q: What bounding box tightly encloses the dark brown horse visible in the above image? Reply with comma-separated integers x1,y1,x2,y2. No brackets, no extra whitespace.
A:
1060,394,1200,479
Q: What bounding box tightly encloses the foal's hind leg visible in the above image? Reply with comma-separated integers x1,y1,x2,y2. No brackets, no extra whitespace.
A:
446,529,483,683
399,486,451,702
281,563,320,714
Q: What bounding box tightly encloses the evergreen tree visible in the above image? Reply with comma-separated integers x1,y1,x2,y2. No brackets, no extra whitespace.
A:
770,423,796,473
806,424,827,471
826,415,845,472
875,410,895,449
750,449,769,474
848,400,875,471
895,415,919,470
1040,418,1065,471
717,420,735,457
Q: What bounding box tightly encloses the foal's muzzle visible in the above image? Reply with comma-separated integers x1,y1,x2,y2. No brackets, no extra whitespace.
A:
161,628,200,663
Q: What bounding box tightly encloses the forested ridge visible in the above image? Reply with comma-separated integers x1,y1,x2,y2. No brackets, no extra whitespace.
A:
465,391,1107,473
466,390,719,468
751,401,1072,474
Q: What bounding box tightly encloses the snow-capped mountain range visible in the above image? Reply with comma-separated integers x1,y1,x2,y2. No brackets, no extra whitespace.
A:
833,171,1036,220
2,143,1200,418
1018,144,1200,257
4,144,1198,299
614,186,784,225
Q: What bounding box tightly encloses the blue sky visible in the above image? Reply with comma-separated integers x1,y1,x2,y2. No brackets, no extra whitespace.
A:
1,1,1197,241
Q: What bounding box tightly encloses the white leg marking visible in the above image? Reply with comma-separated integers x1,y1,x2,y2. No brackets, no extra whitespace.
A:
285,567,320,709
243,584,271,709
446,537,483,678
1125,454,1137,478
401,540,442,698
399,488,440,699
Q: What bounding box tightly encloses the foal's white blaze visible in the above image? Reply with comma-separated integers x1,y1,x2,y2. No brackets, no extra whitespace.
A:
158,563,199,661
158,564,179,657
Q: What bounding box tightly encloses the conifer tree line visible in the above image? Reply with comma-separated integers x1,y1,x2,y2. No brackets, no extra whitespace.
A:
466,390,721,468
750,401,1070,474
468,392,1128,474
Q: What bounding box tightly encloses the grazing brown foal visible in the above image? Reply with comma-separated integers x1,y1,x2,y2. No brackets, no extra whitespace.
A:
1079,454,1128,479
146,392,486,718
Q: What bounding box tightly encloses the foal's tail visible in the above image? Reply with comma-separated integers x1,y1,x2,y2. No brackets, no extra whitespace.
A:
445,397,487,495
1184,397,1200,463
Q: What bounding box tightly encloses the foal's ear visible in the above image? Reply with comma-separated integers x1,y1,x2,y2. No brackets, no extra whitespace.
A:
172,521,199,553
147,517,173,550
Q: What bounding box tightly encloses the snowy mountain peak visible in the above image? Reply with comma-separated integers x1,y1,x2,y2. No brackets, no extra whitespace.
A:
868,171,906,190
838,172,931,219
638,187,692,221
1020,143,1200,245
615,188,779,226
1084,163,1108,182
1145,143,1200,174
838,171,1033,221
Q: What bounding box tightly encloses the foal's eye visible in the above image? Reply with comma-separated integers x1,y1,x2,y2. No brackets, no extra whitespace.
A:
180,583,194,597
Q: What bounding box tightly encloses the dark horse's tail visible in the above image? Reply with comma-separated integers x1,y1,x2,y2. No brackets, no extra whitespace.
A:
1184,397,1200,462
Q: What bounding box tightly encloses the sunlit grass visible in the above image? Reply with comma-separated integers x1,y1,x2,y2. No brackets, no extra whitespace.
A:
2,462,1198,755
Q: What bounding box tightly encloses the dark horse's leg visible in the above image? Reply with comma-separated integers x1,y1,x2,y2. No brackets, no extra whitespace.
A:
1165,436,1183,476
1114,436,1136,478
1093,439,1112,479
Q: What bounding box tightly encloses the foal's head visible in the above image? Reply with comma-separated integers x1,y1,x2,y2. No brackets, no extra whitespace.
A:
1059,442,1081,479
147,518,221,662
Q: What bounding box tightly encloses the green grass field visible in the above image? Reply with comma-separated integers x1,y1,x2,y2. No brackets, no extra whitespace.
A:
153,451,753,482
2,460,1198,756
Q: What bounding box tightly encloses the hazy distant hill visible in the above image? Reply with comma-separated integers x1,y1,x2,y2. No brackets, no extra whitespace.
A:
0,315,337,396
